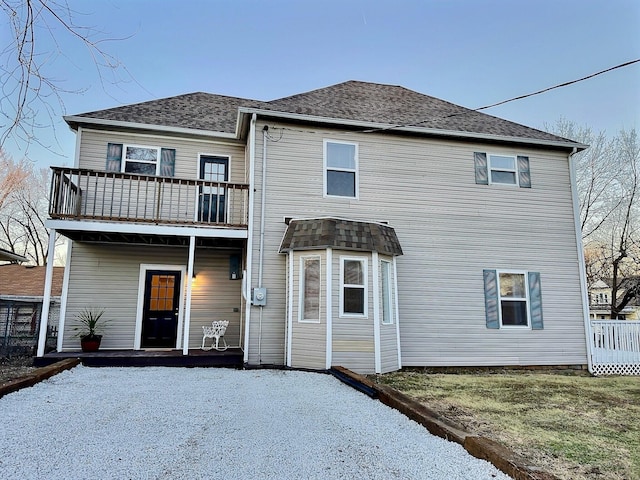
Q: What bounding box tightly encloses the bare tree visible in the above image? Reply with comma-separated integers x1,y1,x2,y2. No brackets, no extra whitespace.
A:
605,129,639,317
1,0,133,151
0,149,61,264
548,120,640,318
0,150,30,211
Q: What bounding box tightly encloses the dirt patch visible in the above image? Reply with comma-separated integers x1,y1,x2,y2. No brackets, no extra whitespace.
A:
0,356,37,384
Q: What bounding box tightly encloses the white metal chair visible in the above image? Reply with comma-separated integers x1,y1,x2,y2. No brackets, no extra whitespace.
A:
201,320,229,351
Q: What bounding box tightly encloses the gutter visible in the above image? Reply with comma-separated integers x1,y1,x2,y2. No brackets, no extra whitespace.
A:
63,116,240,142
569,147,594,374
237,107,588,152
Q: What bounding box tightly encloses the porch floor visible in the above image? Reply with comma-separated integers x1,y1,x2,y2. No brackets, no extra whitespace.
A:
33,348,244,368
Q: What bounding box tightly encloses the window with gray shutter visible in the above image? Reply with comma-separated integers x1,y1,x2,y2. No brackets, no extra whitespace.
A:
474,152,532,188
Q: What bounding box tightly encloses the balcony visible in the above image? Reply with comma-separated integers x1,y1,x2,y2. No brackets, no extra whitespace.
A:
49,167,250,229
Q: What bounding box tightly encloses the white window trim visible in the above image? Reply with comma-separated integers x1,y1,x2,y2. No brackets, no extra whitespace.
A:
122,144,162,175
323,139,359,199
339,256,368,318
298,255,321,323
195,153,232,223
497,269,530,329
380,259,394,325
488,153,518,186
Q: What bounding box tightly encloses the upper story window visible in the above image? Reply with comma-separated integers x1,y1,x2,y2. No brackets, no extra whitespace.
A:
123,145,161,175
474,152,531,188
106,143,176,176
324,140,358,198
489,155,518,185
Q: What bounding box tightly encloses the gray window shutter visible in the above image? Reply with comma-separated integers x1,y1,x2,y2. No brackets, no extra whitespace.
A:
518,156,531,188
528,271,543,329
483,269,499,329
106,143,123,172
160,148,176,177
474,152,488,185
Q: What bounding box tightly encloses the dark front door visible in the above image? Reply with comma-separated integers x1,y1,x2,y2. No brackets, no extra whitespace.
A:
141,270,181,348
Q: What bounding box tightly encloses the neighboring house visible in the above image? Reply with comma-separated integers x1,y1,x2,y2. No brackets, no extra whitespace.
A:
1,265,63,355
37,81,591,373
589,279,639,320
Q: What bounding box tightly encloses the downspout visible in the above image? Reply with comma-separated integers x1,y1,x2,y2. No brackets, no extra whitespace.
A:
569,147,594,373
243,114,257,364
257,125,269,363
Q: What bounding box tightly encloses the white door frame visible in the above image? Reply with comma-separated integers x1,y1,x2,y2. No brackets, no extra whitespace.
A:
134,264,187,350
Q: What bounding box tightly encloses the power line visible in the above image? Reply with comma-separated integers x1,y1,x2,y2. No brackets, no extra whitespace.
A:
473,58,640,112
379,58,640,132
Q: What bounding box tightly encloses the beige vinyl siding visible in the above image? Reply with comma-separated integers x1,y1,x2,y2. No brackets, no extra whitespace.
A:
248,120,587,368
187,251,243,349
77,129,246,182
289,252,326,369
62,243,242,350
331,251,375,373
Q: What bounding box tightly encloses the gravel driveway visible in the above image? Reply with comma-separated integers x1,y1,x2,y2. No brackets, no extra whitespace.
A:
0,366,509,479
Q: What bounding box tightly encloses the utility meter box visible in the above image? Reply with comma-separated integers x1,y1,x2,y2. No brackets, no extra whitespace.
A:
252,287,267,306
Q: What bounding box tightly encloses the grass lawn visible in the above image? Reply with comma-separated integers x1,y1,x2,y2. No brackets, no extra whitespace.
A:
373,371,640,480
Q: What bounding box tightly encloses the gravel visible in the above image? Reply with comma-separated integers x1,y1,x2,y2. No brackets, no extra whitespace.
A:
0,366,510,479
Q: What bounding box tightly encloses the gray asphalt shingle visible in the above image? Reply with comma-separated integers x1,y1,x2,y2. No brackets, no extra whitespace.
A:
69,80,576,144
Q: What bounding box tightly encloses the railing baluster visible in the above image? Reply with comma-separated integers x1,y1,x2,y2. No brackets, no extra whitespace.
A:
48,167,248,227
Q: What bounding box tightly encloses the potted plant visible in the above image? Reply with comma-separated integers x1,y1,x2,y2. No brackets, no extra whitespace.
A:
74,307,107,352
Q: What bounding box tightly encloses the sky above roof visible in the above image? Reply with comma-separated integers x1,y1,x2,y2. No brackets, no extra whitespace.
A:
2,0,639,169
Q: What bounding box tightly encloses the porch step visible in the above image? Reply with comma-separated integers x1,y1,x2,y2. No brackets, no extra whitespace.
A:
33,349,244,368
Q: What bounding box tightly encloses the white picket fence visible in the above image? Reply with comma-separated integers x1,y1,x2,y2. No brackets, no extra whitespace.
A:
590,320,640,375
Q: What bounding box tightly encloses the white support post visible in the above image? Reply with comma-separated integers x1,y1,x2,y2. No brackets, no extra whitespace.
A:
393,257,402,369
325,248,333,370
182,236,196,355
286,252,293,367
37,229,57,357
372,252,381,374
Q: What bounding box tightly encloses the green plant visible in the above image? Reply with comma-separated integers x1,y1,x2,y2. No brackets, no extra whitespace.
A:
73,307,106,339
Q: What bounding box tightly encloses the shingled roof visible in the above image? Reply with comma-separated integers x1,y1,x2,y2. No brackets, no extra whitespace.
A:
279,218,403,256
0,265,64,298
67,80,577,145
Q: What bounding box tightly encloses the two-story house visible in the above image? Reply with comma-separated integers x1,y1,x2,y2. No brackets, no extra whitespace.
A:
36,81,590,373
589,279,639,320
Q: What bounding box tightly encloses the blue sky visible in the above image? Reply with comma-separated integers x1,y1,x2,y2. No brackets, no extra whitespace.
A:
2,0,639,169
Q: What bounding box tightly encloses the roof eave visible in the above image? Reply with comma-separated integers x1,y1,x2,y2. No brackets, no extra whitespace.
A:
237,108,587,152
64,116,240,141
0,248,27,263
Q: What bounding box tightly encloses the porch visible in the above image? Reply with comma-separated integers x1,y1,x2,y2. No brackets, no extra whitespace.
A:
33,348,243,368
